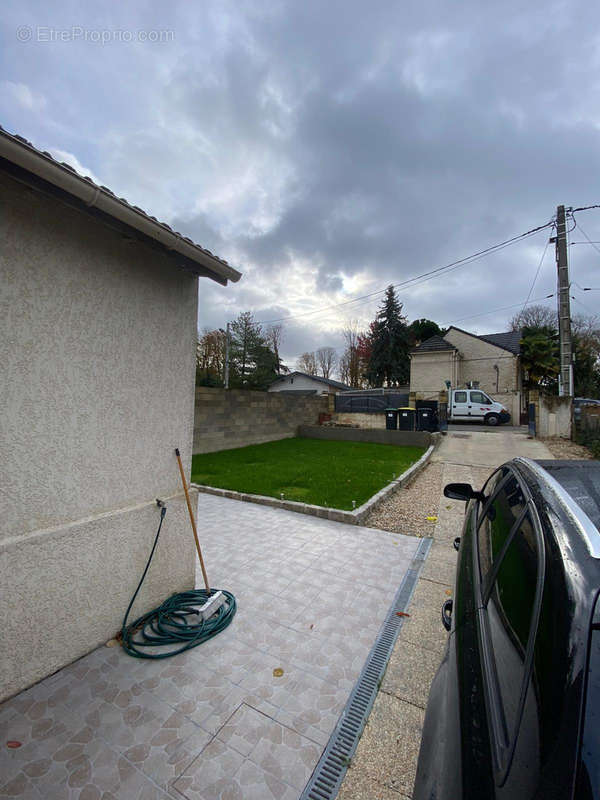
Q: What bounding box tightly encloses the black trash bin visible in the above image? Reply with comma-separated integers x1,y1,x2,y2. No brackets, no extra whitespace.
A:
398,407,416,431
417,407,437,432
385,408,398,430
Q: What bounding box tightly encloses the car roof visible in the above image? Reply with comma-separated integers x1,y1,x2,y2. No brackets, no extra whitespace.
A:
534,460,600,534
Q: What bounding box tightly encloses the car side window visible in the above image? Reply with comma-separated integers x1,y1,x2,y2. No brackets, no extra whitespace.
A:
454,391,467,403
485,511,542,787
478,473,527,585
471,391,487,403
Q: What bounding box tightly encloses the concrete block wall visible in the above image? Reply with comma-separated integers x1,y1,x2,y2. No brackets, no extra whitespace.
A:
193,388,329,453
331,412,386,429
298,425,433,448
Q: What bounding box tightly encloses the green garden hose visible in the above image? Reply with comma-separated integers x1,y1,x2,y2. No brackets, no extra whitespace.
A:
121,503,236,659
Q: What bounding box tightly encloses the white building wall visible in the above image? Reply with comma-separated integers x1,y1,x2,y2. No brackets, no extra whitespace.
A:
1,173,198,699
268,374,334,393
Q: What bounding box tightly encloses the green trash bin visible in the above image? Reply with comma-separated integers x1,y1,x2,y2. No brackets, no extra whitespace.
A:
385,408,398,430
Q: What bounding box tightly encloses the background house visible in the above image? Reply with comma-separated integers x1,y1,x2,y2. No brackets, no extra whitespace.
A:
0,129,241,700
268,371,352,394
409,326,524,421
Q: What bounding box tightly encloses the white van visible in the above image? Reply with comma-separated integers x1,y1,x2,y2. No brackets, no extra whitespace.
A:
448,388,510,426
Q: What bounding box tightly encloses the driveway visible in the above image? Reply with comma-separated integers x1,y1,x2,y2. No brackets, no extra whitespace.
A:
338,429,555,798
1,494,421,800
432,428,553,469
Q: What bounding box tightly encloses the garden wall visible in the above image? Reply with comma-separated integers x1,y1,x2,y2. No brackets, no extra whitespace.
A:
298,424,434,448
194,387,329,453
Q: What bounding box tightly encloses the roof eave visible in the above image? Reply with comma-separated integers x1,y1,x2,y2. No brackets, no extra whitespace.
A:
0,128,241,286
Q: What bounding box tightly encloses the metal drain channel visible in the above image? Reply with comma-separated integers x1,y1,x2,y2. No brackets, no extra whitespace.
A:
300,536,432,800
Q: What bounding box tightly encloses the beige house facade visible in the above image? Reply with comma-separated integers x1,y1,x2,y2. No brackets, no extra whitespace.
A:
0,129,241,700
409,327,524,422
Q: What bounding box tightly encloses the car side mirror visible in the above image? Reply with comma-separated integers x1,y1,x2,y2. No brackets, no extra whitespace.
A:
444,483,485,502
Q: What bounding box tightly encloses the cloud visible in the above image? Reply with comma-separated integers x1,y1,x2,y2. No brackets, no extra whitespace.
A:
1,0,599,371
3,81,46,111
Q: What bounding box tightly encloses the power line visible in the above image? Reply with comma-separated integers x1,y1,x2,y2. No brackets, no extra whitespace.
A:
441,294,555,327
518,228,554,320
571,204,600,212
572,218,600,258
255,220,554,326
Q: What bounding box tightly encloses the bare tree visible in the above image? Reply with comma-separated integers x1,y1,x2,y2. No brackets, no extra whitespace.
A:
341,322,363,387
297,351,317,375
265,324,284,373
316,346,337,379
338,350,351,385
510,305,557,331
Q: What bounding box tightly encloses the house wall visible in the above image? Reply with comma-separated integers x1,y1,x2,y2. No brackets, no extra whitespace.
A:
194,387,329,453
444,328,519,394
1,173,198,700
268,374,334,393
409,350,458,395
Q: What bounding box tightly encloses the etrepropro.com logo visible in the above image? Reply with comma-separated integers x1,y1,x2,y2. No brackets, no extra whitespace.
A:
16,26,175,44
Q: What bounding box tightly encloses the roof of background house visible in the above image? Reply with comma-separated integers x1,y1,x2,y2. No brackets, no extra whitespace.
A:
270,371,352,391
477,330,522,355
0,127,241,287
413,328,522,356
446,326,522,355
411,334,458,353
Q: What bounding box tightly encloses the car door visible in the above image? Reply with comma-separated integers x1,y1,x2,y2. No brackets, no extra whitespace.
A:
469,390,493,421
452,389,470,420
475,469,545,797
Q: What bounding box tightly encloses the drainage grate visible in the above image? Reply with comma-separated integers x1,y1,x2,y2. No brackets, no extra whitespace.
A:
452,433,471,438
300,537,432,800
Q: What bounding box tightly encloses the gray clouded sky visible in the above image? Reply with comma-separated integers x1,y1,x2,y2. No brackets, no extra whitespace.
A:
2,0,599,368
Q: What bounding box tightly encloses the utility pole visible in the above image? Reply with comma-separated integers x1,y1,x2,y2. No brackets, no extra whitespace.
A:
555,205,573,396
224,322,230,389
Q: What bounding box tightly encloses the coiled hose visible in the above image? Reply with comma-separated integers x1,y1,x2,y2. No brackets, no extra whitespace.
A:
121,505,236,659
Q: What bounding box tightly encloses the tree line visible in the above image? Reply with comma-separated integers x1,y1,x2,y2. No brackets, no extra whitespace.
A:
297,286,444,388
510,305,600,396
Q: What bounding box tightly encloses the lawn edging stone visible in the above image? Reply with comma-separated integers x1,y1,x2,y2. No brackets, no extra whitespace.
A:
191,436,439,526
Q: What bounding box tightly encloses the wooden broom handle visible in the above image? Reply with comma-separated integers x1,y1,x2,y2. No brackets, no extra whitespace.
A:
175,448,211,594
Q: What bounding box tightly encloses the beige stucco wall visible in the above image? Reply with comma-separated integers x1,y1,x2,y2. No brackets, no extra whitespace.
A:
0,173,199,699
444,328,519,395
331,412,386,429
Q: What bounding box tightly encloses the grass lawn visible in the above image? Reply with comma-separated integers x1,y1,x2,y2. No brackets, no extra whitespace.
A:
191,437,425,510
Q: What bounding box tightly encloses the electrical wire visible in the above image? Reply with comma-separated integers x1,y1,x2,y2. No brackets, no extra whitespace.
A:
518,231,554,319
571,219,600,259
254,221,554,326
121,505,236,659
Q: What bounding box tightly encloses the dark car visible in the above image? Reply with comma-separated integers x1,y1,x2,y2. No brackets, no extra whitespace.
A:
414,458,600,800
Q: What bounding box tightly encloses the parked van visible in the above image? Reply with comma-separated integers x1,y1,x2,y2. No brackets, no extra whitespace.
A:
448,388,510,426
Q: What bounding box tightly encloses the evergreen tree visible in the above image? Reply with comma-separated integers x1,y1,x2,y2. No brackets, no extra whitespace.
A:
229,311,279,390
365,286,410,387
520,325,559,392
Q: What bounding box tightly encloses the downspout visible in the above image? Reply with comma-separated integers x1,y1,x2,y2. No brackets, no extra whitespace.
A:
494,364,499,393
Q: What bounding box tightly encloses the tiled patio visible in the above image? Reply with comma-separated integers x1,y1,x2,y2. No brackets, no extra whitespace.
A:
1,494,420,799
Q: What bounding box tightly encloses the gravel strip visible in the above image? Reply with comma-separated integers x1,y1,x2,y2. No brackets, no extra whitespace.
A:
540,437,593,460
363,462,444,536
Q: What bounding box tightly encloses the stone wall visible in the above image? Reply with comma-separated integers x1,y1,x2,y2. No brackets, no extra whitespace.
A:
193,387,329,453
444,328,520,394
331,412,387,429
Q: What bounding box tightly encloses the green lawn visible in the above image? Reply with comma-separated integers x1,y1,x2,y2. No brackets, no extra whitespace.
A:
191,437,425,510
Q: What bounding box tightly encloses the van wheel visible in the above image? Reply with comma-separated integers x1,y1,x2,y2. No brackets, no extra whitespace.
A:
485,413,500,426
